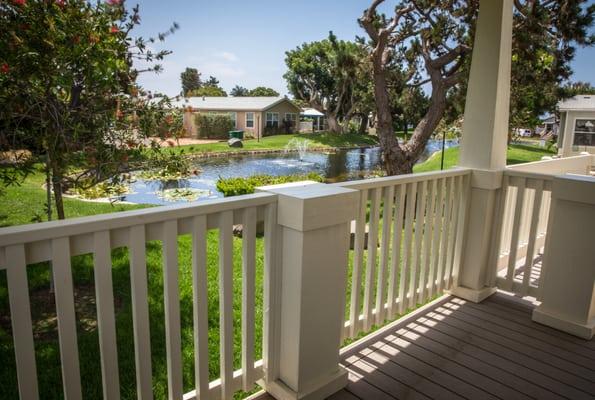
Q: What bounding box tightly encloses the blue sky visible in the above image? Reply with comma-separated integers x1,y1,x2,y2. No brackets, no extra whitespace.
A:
132,0,595,97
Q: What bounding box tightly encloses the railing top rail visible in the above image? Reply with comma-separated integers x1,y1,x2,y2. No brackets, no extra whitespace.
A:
0,192,277,248
333,167,471,191
505,154,592,175
503,169,556,182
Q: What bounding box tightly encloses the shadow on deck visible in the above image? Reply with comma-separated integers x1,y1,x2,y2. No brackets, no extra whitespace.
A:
336,292,595,400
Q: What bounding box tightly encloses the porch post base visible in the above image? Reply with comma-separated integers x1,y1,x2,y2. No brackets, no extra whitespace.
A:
447,285,497,303
532,308,595,340
261,367,348,400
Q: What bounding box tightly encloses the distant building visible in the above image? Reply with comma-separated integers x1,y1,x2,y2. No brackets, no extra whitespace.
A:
300,108,327,132
173,97,301,139
557,95,595,156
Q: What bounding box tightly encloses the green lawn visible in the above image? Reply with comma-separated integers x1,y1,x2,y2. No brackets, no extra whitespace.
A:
413,143,556,173
0,140,554,399
166,132,378,155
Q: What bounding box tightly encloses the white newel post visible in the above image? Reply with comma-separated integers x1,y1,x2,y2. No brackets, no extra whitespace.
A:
259,182,358,400
452,0,513,302
533,175,595,339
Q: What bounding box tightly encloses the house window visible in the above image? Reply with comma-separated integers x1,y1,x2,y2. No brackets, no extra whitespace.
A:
266,112,279,128
245,112,254,128
572,119,595,148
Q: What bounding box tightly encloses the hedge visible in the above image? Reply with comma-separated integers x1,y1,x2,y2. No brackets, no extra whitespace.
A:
194,113,234,139
216,173,324,197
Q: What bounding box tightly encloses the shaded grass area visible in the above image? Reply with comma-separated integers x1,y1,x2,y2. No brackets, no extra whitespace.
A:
413,143,556,173
165,132,378,155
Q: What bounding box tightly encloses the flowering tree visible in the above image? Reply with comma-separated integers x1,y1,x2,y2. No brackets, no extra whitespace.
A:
0,0,179,219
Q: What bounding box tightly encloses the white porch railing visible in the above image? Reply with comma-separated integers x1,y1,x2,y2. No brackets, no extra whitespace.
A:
491,154,593,298
335,168,471,340
0,193,278,400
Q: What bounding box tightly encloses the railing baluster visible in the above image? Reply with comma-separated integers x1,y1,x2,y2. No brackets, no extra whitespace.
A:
51,237,83,400
375,185,394,325
419,179,436,303
191,216,209,400
521,180,543,295
398,182,417,314
218,211,234,400
93,231,120,400
489,175,509,286
349,189,368,338
445,176,463,289
6,244,39,400
129,225,153,400
363,188,381,331
409,180,427,309
387,185,405,320
437,177,454,293
162,220,183,400
242,207,257,391
451,175,470,286
263,203,279,384
506,177,526,290
428,178,445,298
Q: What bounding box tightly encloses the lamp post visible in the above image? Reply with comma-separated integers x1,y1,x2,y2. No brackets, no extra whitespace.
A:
440,131,447,170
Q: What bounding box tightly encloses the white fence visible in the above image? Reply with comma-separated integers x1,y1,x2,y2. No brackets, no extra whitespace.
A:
336,168,471,339
0,194,278,400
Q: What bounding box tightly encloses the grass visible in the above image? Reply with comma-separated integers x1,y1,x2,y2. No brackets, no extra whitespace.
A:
165,132,378,155
0,141,554,399
413,143,556,173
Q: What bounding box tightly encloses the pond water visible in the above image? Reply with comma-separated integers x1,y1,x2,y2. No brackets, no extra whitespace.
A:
122,139,459,205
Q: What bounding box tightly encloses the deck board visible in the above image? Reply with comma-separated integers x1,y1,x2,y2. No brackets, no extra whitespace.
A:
252,292,594,400
338,292,595,400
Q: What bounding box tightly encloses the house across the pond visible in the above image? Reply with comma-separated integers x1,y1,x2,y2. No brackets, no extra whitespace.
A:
174,96,301,139
557,95,595,156
300,108,327,132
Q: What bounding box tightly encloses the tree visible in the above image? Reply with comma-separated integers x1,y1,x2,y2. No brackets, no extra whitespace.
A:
248,86,280,97
360,0,594,175
0,0,178,219
204,75,220,87
560,81,595,97
360,1,474,175
508,0,595,129
285,32,368,133
188,86,228,97
231,85,249,96
181,67,201,96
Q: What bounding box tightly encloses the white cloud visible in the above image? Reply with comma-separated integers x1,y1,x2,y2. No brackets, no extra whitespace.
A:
217,51,239,62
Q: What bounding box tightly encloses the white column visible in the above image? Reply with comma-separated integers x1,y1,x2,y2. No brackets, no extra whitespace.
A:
451,0,513,302
259,182,358,400
533,175,595,339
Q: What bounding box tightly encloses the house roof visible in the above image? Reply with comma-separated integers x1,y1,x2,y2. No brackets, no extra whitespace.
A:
558,95,595,111
173,96,297,112
301,108,324,117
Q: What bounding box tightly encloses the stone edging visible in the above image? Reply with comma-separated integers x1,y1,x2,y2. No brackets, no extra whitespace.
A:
186,145,376,159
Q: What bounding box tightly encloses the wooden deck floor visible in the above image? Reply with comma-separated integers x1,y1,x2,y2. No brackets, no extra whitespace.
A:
257,292,595,400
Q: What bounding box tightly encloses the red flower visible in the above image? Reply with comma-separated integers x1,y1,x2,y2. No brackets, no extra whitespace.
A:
110,26,119,34
55,0,65,8
0,63,9,74
12,0,26,6
107,0,121,5
166,140,175,147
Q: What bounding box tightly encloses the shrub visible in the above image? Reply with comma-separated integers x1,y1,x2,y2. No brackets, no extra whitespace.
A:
194,113,235,139
216,173,324,197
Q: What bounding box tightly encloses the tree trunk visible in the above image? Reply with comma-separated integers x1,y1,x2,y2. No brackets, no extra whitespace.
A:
358,114,369,135
51,161,66,220
326,114,342,133
45,154,52,222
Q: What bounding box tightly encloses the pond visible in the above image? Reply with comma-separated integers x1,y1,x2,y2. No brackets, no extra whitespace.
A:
122,139,459,205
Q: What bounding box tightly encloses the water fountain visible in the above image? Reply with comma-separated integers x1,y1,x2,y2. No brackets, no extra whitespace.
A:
284,138,312,161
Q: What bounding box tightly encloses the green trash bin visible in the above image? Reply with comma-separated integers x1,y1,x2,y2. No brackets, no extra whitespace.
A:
229,130,244,140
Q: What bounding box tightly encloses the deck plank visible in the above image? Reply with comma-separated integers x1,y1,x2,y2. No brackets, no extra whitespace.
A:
338,292,595,400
